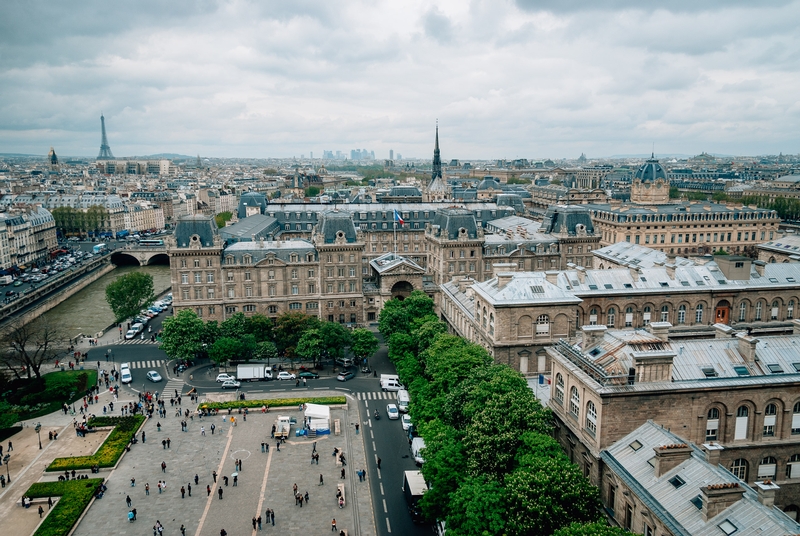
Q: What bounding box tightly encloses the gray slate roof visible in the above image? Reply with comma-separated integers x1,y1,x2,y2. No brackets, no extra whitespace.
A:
173,215,218,247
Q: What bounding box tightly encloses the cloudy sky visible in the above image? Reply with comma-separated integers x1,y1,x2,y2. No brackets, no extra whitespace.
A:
1,0,799,160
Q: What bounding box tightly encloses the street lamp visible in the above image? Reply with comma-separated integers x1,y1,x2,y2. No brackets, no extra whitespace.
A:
35,422,42,450
3,454,10,483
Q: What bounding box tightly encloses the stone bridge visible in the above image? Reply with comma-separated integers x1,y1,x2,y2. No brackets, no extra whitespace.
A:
110,246,169,266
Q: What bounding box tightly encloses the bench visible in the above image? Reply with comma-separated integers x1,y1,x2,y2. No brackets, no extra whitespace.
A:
337,483,346,507
17,497,51,507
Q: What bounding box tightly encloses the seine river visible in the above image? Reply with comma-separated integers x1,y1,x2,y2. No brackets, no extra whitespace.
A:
42,265,172,339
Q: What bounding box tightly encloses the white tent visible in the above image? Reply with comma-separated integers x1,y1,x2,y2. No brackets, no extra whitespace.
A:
304,403,331,434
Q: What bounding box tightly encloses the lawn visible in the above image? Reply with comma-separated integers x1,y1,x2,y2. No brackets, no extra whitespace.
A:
0,369,98,429
25,478,104,536
46,415,145,471
200,395,347,411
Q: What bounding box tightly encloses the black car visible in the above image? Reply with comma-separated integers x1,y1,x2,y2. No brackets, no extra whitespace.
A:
5,290,16,296
298,371,319,379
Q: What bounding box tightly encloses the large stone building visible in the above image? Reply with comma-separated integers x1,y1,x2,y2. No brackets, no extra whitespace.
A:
0,206,57,270
547,320,800,519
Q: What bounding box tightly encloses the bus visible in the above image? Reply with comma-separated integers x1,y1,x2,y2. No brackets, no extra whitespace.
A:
138,239,164,247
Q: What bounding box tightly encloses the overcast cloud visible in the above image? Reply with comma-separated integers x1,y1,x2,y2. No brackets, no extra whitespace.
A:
0,0,798,159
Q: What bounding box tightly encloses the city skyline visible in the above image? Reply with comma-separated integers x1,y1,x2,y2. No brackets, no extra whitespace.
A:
1,1,799,159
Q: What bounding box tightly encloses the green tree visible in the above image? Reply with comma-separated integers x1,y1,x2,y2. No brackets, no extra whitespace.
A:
446,475,507,535
246,313,273,342
304,186,320,197
712,191,728,202
714,249,729,255
295,329,323,364
273,312,321,357
318,322,352,362
255,340,278,363
214,211,233,228
160,310,207,361
378,299,409,339
104,272,155,323
669,186,680,198
220,312,248,338
552,522,630,536
208,337,243,367
349,328,379,362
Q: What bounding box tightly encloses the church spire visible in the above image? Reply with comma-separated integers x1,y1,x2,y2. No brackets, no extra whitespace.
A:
431,120,442,183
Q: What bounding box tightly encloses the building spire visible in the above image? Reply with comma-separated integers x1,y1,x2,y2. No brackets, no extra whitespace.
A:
431,120,442,183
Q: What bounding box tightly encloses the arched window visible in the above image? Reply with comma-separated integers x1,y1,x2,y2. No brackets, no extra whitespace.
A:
764,403,778,437
607,307,616,327
789,300,795,320
787,455,800,479
739,302,747,321
488,313,494,336
585,401,597,436
735,406,749,440
792,401,800,435
772,301,780,320
758,456,777,480
554,374,564,405
625,307,633,327
730,458,748,481
706,408,720,441
660,305,669,322
569,386,580,418
643,306,651,326
756,302,763,321
695,304,704,324
678,305,686,324
536,314,550,336
589,308,598,326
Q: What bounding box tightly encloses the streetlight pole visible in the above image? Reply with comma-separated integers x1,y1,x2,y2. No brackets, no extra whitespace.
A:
35,422,42,450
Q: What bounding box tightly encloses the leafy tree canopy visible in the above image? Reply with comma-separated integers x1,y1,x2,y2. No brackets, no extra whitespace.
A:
215,211,233,228
104,272,155,324
552,522,630,536
160,310,207,361
318,322,352,361
273,312,321,356
304,186,320,197
349,328,379,361
295,329,323,362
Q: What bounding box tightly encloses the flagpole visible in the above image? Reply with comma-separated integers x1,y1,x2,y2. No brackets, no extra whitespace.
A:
393,215,397,254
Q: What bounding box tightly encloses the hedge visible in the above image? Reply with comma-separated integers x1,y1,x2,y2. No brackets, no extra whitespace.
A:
25,478,104,536
46,415,144,471
0,426,22,442
200,396,346,411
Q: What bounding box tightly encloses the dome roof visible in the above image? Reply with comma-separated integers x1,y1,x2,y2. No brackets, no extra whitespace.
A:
477,177,501,190
634,156,667,183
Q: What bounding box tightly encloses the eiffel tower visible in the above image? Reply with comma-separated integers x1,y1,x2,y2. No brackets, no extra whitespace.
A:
97,113,114,160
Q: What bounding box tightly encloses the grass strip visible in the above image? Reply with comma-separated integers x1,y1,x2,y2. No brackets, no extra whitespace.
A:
25,478,104,536
46,415,144,471
200,395,346,410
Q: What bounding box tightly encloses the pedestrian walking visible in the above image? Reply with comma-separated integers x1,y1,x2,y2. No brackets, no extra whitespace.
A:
166,438,171,448
299,494,303,507
218,487,223,499
257,515,262,530
341,467,345,479
48,496,53,509
162,439,167,449
187,483,192,496
271,510,275,525
180,525,186,536
319,473,324,485
194,474,199,485
223,475,229,486
132,508,137,520
126,495,132,507
181,486,185,498
331,518,337,531
212,470,217,483
207,485,211,496
201,426,205,436
293,483,298,496
145,483,150,495
38,505,44,518
220,530,227,536
161,461,167,473
304,491,309,503
355,423,359,434
233,475,237,486
211,423,216,435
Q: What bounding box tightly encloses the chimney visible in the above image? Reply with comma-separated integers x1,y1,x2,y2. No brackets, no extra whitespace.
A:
754,480,780,508
653,443,693,478
582,325,607,350
576,266,586,284
665,263,676,280
457,277,474,293
633,350,676,383
629,265,640,282
497,273,514,290
700,483,745,521
493,262,516,279
754,260,766,276
646,321,672,342
714,323,735,338
702,442,724,466
736,332,758,364
793,319,800,335
545,271,559,285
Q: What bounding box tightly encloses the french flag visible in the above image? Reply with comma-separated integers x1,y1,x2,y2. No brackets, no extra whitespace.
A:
394,210,405,226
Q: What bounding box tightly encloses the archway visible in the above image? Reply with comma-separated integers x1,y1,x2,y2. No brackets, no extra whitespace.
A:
147,253,169,266
110,252,141,266
715,300,731,325
390,281,414,300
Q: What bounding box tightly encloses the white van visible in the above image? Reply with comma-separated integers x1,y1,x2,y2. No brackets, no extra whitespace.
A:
411,437,426,466
397,389,410,413
380,374,404,392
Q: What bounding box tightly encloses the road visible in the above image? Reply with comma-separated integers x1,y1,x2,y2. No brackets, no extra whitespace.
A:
85,333,431,536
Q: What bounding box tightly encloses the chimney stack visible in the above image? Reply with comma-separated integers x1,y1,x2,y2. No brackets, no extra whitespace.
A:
700,483,745,521
665,263,676,280
497,273,514,290
653,443,693,478
582,325,607,350
629,265,640,282
754,260,766,276
754,480,780,508
702,442,724,466
714,323,735,338
633,349,676,383
792,319,800,335
545,271,559,285
646,321,672,342
736,332,758,364
576,266,586,284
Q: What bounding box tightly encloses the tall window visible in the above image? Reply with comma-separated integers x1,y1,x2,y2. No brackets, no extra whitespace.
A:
706,408,720,441
607,308,616,327
589,308,598,326
291,269,298,279
695,304,704,323
755,302,762,321
739,302,747,321
789,300,795,320
772,301,780,320
792,402,800,435
730,459,748,481
555,374,564,404
787,454,800,479
536,315,550,336
569,386,580,418
764,403,778,437
735,406,749,440
643,306,651,326
758,456,777,479
661,305,669,322
625,307,633,327
585,401,597,436
678,305,686,324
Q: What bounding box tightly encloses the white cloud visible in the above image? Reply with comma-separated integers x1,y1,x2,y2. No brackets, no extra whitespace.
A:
0,0,798,158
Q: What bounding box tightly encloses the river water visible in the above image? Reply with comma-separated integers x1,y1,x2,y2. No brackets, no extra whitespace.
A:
42,265,172,339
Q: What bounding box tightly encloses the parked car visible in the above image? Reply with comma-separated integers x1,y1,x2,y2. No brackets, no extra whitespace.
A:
337,370,356,382
221,380,241,389
298,371,319,379
216,373,236,383
146,371,162,382
402,414,413,431
386,403,400,420
124,329,137,340
276,371,296,380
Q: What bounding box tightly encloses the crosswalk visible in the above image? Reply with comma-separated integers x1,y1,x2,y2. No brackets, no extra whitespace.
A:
163,378,186,398
117,338,160,345
127,360,165,370
356,391,398,401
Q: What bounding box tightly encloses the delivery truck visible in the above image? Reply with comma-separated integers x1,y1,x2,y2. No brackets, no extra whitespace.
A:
236,364,273,382
403,470,428,523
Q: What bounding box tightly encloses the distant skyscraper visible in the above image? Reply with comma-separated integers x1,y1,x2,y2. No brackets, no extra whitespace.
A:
310,151,313,160
390,149,394,160
97,113,114,160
